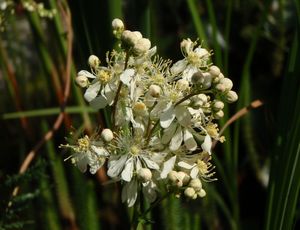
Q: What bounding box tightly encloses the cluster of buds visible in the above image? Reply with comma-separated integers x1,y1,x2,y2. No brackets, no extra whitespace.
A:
62,18,238,207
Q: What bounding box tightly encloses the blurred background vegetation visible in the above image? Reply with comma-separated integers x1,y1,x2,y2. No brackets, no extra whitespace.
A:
0,0,300,229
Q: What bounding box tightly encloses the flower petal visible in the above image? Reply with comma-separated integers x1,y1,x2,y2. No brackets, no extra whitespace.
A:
91,145,109,157
89,95,108,110
121,157,134,182
107,155,128,178
78,70,96,79
169,126,183,151
178,161,194,169
84,81,101,102
175,106,191,127
122,179,138,207
160,103,175,128
171,59,187,75
183,129,197,151
161,122,177,144
142,156,159,170
201,134,212,155
120,68,135,86
150,100,168,120
190,167,199,179
160,155,176,179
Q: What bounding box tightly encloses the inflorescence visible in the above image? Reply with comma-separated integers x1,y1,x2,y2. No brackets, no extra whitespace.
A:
60,18,238,207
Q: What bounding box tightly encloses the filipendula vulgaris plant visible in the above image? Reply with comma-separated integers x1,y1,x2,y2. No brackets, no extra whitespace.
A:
60,18,238,208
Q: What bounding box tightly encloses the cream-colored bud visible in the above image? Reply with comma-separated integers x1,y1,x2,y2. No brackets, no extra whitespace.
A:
138,168,152,182
149,85,161,98
101,128,114,142
76,73,89,88
184,187,196,198
133,102,147,116
133,38,151,55
177,171,190,185
202,72,212,89
225,90,238,103
88,55,100,69
112,18,124,31
180,38,193,54
176,79,189,91
215,83,226,93
168,171,178,182
121,30,138,47
209,65,221,77
189,178,202,191
191,71,204,84
219,78,233,91
198,189,206,198
132,31,143,40
214,110,224,119
197,48,209,58
212,100,224,111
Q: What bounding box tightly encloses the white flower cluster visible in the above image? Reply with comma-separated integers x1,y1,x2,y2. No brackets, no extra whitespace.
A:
62,18,238,207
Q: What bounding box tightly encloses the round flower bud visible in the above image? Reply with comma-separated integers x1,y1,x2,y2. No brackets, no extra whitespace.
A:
75,73,89,88
112,18,124,31
177,171,190,185
191,71,205,84
196,48,210,58
176,79,189,91
212,100,224,111
219,78,233,91
133,38,151,55
215,83,226,93
202,72,212,89
214,110,224,119
101,128,114,142
88,55,100,69
132,31,143,40
149,85,161,98
168,171,178,182
198,189,206,198
184,187,196,198
180,38,193,54
138,168,152,182
121,30,139,47
133,102,147,116
225,90,238,103
189,178,202,191
209,65,221,77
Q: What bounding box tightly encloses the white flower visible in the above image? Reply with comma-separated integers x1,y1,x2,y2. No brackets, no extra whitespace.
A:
61,135,109,174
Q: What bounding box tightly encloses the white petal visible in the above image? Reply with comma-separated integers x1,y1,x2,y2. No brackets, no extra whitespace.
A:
201,134,212,155
160,155,176,179
76,155,89,173
91,145,109,156
121,157,134,182
122,180,138,207
89,95,108,110
178,161,195,169
171,59,187,75
169,126,183,151
104,84,115,105
174,106,191,127
160,103,175,128
78,70,96,79
107,155,128,178
183,129,197,151
142,181,157,202
142,156,159,170
150,100,168,120
182,66,198,82
161,122,177,144
120,68,135,86
190,167,199,178
84,82,101,102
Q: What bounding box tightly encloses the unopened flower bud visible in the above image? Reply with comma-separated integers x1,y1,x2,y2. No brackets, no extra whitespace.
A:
133,38,151,55
121,30,139,48
191,71,204,84
215,83,226,93
176,79,189,91
209,65,221,77
168,171,178,182
101,129,114,142
180,38,193,54
219,78,233,91
177,171,190,185
133,102,147,116
149,85,161,97
76,72,89,88
197,48,210,58
184,187,196,198
189,178,202,191
212,100,224,111
132,31,143,40
138,168,152,182
225,90,238,103
88,55,100,69
198,189,206,198
112,18,124,31
214,110,224,119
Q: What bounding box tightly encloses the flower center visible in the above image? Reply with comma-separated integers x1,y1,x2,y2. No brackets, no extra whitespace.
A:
130,145,140,156
197,160,208,175
77,135,90,152
97,70,111,83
